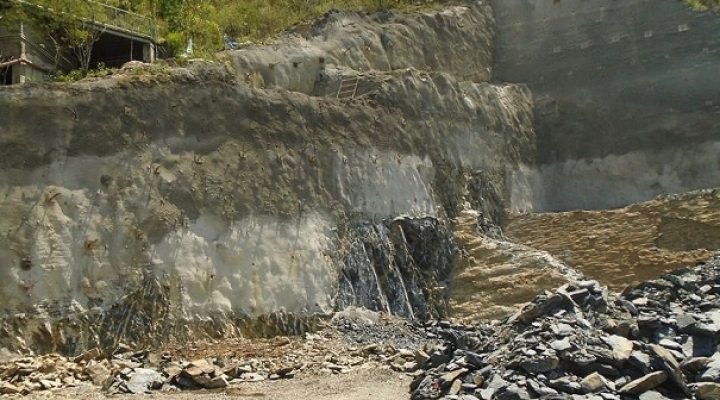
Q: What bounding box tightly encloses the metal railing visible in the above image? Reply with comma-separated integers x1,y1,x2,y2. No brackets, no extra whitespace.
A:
12,0,156,41
88,1,155,40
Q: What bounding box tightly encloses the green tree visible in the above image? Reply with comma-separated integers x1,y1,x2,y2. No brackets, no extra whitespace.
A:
685,0,720,10
170,0,221,57
3,0,439,71
157,0,182,29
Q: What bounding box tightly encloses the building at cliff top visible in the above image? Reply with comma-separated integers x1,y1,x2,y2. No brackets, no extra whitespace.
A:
0,23,64,84
0,0,156,84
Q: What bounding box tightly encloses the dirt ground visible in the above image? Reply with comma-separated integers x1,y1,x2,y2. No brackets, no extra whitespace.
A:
23,369,411,400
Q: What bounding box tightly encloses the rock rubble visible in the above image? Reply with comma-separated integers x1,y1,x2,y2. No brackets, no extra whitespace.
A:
2,257,719,398
410,256,720,400
0,309,439,396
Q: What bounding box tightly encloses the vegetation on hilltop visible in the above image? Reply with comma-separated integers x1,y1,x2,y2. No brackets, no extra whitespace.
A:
684,0,720,10
1,0,440,68
0,0,112,71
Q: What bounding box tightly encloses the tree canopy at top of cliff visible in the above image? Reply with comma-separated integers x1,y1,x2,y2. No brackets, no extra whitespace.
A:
0,0,440,58
684,0,720,11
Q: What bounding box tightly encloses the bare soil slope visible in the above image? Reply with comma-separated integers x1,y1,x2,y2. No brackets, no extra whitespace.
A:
505,190,720,290
447,209,579,320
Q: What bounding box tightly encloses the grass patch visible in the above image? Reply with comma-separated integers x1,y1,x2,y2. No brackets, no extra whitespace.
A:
683,0,720,11
51,63,115,82
212,0,443,44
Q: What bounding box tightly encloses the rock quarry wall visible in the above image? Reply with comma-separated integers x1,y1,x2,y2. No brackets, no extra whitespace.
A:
492,0,720,212
1,0,718,355
0,3,548,354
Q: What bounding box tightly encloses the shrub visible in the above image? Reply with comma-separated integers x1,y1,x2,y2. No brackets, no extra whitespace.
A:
684,0,720,11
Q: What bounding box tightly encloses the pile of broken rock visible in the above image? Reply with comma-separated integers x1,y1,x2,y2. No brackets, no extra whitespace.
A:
2,257,720,399
411,256,720,400
0,348,113,396
0,315,435,396
0,339,350,396
0,338,375,396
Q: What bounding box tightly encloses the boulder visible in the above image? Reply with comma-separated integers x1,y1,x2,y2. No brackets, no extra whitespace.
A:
518,294,566,323
603,335,634,364
415,350,432,367
0,383,21,395
85,361,111,386
187,359,215,374
629,350,653,374
449,379,463,395
699,358,720,382
649,344,690,396
74,347,102,363
550,338,572,352
697,382,720,400
519,355,559,373
190,374,228,389
580,372,608,393
681,357,712,374
618,371,668,395
440,368,468,384
638,391,672,400
126,368,163,394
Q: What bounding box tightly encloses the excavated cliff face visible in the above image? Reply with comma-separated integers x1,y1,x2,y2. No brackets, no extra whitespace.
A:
336,217,457,321
492,0,720,212
0,3,556,354
223,4,494,94
3,0,716,357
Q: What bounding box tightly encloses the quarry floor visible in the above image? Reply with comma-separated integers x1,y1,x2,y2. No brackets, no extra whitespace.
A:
23,370,412,400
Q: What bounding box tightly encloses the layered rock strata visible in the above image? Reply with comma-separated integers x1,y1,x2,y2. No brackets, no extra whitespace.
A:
0,3,543,354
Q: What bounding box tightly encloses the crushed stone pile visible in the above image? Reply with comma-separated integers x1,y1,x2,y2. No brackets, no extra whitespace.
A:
331,306,440,349
410,256,720,400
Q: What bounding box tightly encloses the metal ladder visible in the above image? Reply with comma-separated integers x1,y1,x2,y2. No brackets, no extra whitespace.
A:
336,75,360,100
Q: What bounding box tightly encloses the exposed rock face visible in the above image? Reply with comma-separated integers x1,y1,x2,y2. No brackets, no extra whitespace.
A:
337,218,457,320
1,0,719,358
225,3,495,94
493,0,720,212
0,3,539,354
506,190,720,290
